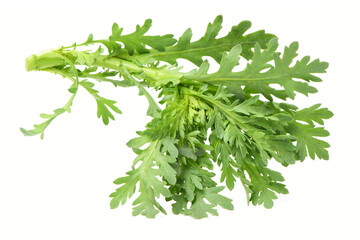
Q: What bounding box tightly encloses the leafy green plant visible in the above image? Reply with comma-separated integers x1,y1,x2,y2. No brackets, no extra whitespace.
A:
22,16,333,218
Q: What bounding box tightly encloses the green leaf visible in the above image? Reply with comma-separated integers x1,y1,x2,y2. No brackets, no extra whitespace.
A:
178,146,197,160
110,169,139,208
71,47,104,66
258,189,278,209
109,19,176,54
173,156,217,205
160,137,179,158
184,187,233,219
182,169,203,201
220,165,238,191
132,173,169,218
23,16,332,218
80,67,124,87
120,67,161,118
150,15,275,66
294,104,334,125
217,143,239,190
287,122,330,160
238,170,253,204
127,135,150,149
192,39,329,100
265,135,296,165
204,187,234,210
80,80,122,125
156,154,177,185
243,162,288,208
110,140,177,217
20,83,78,139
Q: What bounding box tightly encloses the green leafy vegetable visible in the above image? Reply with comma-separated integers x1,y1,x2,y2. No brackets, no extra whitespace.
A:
22,16,333,218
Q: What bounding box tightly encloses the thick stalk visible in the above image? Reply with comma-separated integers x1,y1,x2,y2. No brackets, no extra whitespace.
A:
25,51,184,84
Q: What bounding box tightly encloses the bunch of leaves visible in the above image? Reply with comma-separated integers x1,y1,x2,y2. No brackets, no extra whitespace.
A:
22,16,333,218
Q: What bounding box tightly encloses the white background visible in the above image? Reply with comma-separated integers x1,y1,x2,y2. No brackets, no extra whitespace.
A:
1,0,359,239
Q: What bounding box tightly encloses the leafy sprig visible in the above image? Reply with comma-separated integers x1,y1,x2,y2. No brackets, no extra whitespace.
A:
22,16,333,218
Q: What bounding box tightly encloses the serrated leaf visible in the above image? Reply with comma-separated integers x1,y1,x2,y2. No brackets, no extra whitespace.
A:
149,15,275,66
110,169,139,208
80,80,122,125
184,187,233,219
20,83,78,139
244,162,288,209
204,186,234,210
295,104,334,125
111,140,177,217
121,67,161,118
160,137,179,158
127,135,150,149
156,154,177,185
258,189,277,209
287,122,330,160
71,47,103,66
178,145,197,160
23,16,333,219
265,135,296,164
109,19,176,54
192,39,328,100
